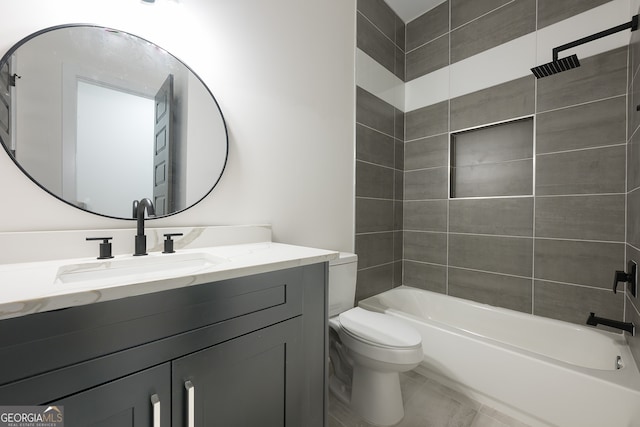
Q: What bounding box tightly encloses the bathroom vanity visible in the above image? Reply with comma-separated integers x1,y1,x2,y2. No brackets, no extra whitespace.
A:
0,234,333,427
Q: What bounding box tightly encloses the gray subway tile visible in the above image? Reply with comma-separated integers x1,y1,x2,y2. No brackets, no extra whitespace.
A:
357,0,397,44
395,138,405,171
406,1,449,52
450,0,536,63
533,280,623,328
449,197,534,237
450,76,535,132
449,234,533,277
394,108,405,140
448,267,532,313
395,15,406,52
534,239,624,289
356,86,395,136
630,81,640,139
405,134,449,171
404,231,447,264
394,231,403,262
393,260,403,286
404,167,449,200
394,169,404,201
536,96,626,154
403,261,447,293
451,0,511,29
452,159,533,198
406,100,449,140
356,263,393,302
626,303,640,361
535,146,626,196
404,200,448,232
537,0,612,29
356,161,394,199
626,244,640,315
355,232,394,269
357,13,396,75
537,47,627,113
628,189,640,249
632,21,640,87
535,195,625,242
356,198,394,233
406,35,449,81
395,45,405,80
630,123,640,192
356,124,395,167
394,199,404,230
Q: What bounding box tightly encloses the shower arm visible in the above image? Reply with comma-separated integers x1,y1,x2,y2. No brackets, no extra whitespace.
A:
552,14,639,62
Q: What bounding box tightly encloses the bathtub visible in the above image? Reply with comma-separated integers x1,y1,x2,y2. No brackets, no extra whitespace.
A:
359,286,640,427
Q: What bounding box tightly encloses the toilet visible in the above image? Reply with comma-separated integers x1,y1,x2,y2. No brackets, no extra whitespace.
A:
328,253,423,426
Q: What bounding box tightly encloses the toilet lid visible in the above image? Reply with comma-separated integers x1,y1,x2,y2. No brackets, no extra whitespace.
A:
338,307,421,348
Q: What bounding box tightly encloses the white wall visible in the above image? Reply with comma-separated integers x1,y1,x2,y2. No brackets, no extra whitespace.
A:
0,0,356,253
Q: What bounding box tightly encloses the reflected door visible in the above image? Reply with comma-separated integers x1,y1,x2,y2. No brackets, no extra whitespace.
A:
153,74,174,216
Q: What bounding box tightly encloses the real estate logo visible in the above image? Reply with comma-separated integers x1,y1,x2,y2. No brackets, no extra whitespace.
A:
0,406,63,427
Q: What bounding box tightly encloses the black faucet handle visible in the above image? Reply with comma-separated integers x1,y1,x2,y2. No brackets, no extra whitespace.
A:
613,261,637,295
162,233,183,254
613,270,630,293
86,237,114,260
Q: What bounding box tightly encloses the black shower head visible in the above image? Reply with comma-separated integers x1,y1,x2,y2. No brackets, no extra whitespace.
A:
530,54,580,79
531,15,638,79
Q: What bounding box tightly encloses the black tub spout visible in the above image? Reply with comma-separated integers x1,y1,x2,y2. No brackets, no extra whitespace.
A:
587,312,635,335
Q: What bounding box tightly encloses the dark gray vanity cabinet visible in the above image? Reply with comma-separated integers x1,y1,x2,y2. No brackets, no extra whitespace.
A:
171,318,303,427
53,363,171,427
0,262,328,427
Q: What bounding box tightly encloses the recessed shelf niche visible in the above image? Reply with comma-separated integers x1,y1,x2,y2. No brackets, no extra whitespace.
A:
450,117,534,198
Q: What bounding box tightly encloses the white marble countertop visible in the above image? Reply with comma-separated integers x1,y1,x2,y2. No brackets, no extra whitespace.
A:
0,242,337,320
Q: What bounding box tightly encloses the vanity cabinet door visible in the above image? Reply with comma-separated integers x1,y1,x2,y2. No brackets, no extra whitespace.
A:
171,317,303,427
51,363,171,427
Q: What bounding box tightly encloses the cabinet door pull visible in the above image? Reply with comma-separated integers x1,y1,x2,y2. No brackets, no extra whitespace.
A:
185,380,195,427
150,394,161,427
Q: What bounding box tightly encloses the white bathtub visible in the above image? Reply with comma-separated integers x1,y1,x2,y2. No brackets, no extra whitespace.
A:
359,286,640,427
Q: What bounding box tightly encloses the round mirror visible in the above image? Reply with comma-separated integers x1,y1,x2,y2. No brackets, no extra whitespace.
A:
0,24,228,219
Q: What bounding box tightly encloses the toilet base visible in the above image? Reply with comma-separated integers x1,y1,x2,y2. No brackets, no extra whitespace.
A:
350,365,404,426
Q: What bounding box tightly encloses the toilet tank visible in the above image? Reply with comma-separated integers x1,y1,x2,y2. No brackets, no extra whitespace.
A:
328,252,358,317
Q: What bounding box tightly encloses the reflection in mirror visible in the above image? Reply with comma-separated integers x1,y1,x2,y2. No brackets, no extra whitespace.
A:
0,25,228,219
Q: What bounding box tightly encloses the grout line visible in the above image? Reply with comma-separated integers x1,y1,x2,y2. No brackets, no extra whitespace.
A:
357,10,403,52
625,42,630,325
535,93,626,115
356,121,396,140
534,277,627,292
404,131,450,143
449,0,517,33
356,158,397,171
536,142,626,157
532,56,538,314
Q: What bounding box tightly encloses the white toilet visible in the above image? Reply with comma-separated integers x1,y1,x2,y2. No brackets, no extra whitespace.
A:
328,253,423,426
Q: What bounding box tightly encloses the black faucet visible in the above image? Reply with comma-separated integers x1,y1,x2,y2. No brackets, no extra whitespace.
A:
134,198,155,256
586,312,635,335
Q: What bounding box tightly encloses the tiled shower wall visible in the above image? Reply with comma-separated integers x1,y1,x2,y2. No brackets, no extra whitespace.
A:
356,0,632,332
355,0,405,302
627,2,640,367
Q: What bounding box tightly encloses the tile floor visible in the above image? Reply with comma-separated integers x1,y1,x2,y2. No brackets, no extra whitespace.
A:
328,370,533,427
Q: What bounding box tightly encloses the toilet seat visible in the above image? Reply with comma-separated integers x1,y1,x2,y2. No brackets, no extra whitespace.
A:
334,308,423,367
339,307,422,348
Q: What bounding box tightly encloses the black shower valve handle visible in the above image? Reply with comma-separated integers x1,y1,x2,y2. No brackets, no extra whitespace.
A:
613,270,630,293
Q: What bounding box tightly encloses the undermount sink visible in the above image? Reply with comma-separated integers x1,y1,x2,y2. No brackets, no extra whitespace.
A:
54,252,227,285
